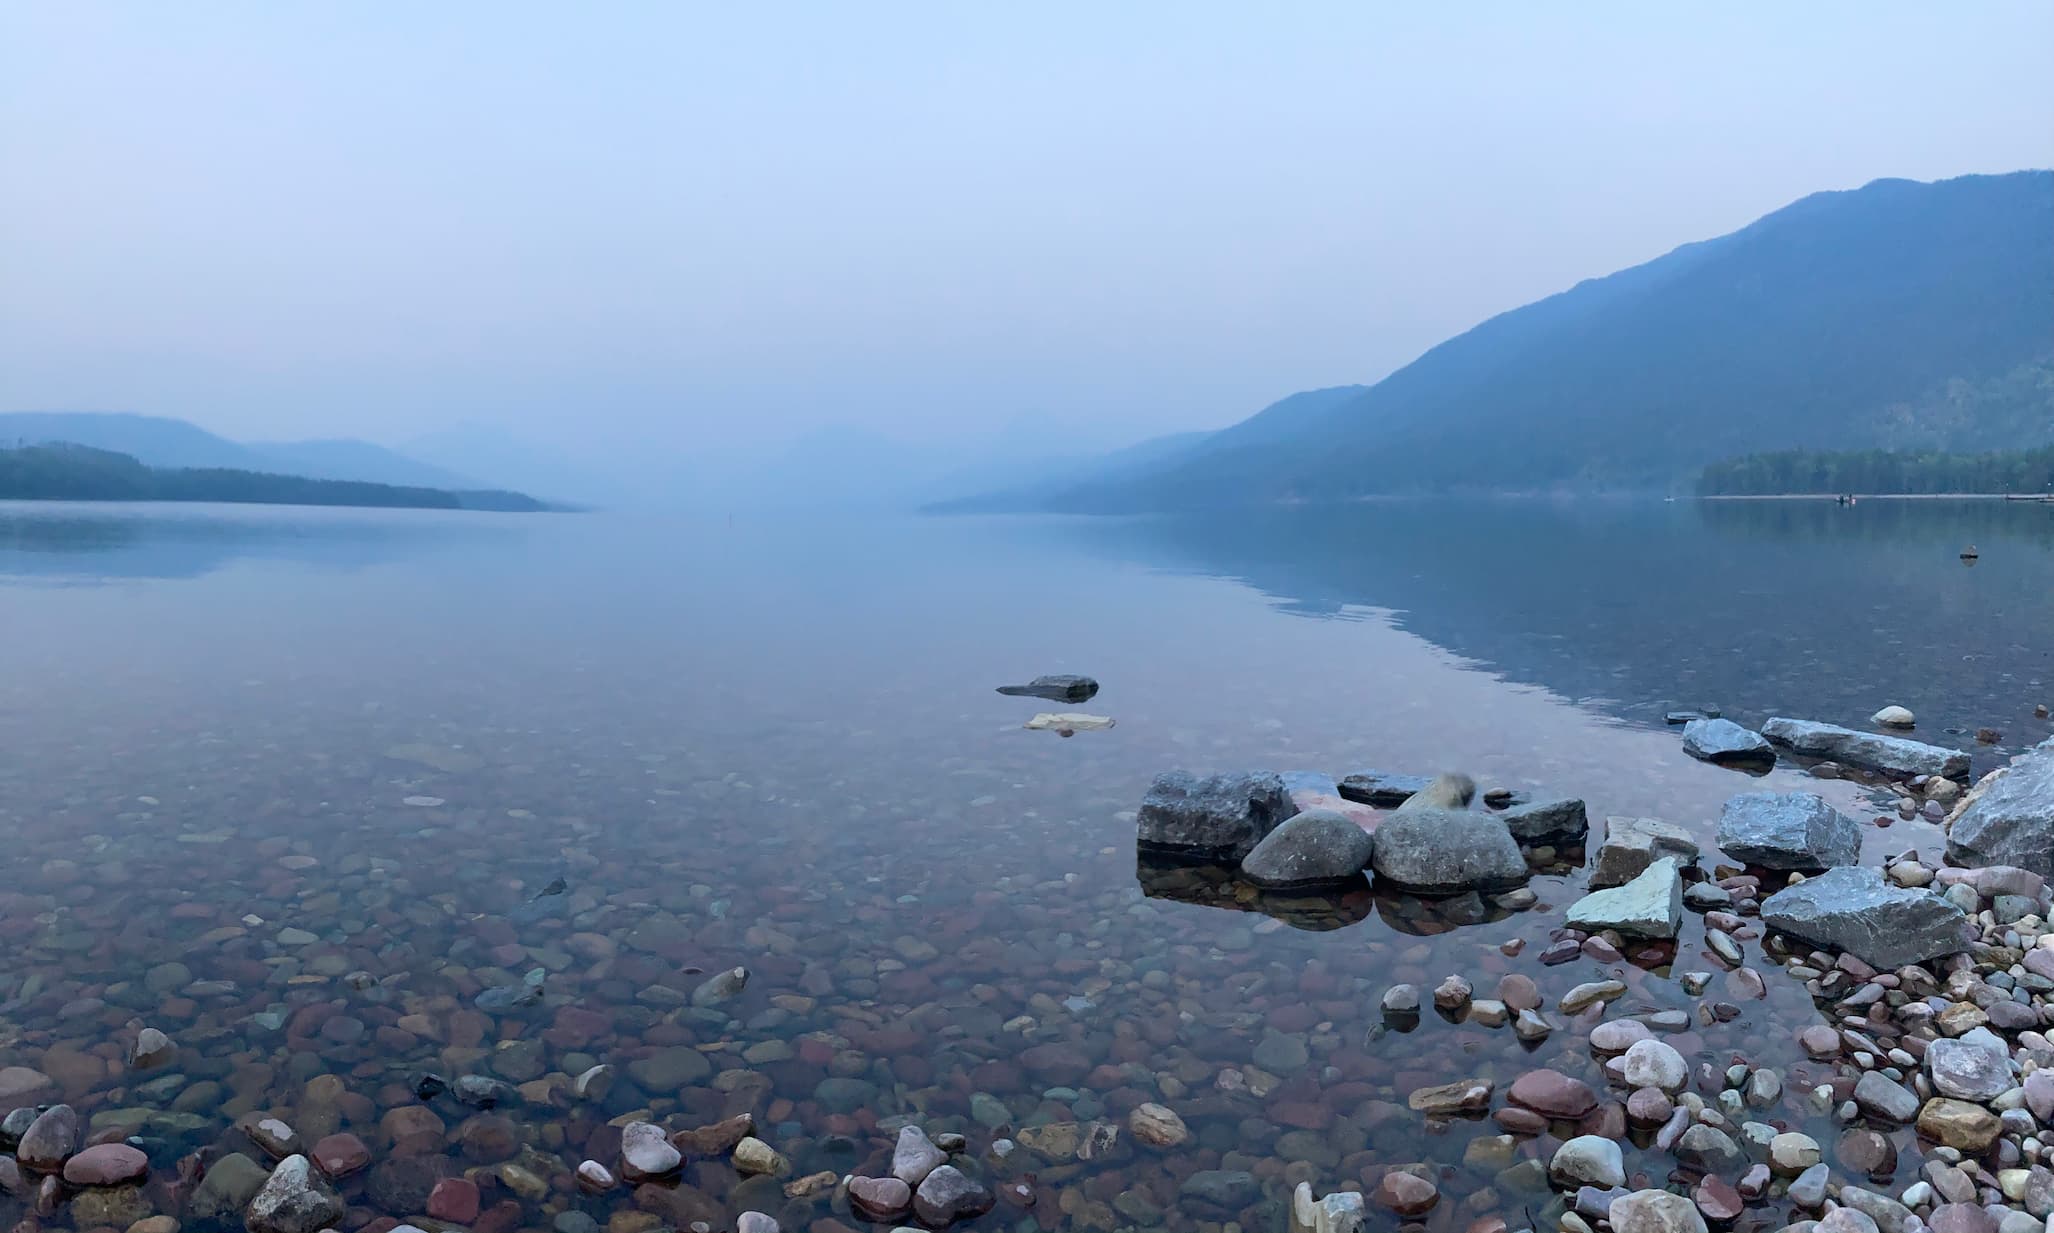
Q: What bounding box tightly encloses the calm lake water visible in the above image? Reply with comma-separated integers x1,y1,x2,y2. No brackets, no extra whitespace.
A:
1,498,2050,1233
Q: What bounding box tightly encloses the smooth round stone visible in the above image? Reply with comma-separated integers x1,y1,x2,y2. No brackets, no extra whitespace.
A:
1837,1129,1896,1177
1621,1040,1688,1092
1769,1132,1822,1174
735,1214,779,1233
1550,1136,1625,1189
63,1144,149,1186
1497,974,1542,1011
575,1161,615,1193
1375,1172,1438,1216
1626,1087,1674,1127
1693,1176,1743,1222
618,1122,681,1181
1927,1206,1996,1233
1128,1103,1189,1148
1590,1020,1653,1053
310,1134,370,1180
1509,1070,1599,1118
849,1176,913,1221
1799,1025,1842,1058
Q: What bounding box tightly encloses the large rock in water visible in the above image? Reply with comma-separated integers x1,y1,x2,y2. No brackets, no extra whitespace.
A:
1240,810,1375,888
1716,792,1859,870
1761,717,1970,779
1760,867,1970,968
1370,808,1527,894
1945,737,2054,876
1138,771,1297,862
1566,857,1683,938
1681,718,1774,766
1592,815,1700,887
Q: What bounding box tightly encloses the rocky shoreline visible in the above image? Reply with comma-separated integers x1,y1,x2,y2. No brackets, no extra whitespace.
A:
1136,730,2054,1233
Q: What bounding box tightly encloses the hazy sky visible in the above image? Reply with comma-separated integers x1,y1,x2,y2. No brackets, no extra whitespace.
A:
3,3,2050,462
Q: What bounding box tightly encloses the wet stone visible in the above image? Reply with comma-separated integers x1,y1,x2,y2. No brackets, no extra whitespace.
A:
1610,1190,1709,1233
892,1124,948,1184
1509,1069,1599,1118
190,1152,270,1220
620,1121,681,1181
1550,1136,1625,1189
849,1176,913,1221
62,1143,149,1186
1375,1171,1439,1216
245,1155,345,1233
310,1133,371,1180
1180,1169,1258,1211
15,1103,78,1171
915,1165,997,1224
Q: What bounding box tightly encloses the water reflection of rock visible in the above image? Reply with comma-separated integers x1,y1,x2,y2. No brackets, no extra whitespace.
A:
1135,855,1374,931
1136,852,1591,934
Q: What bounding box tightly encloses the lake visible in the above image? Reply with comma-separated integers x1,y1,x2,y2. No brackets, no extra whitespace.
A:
2,498,2050,1233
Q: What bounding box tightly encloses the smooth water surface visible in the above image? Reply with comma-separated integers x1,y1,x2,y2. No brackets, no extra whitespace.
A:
1,499,2049,1233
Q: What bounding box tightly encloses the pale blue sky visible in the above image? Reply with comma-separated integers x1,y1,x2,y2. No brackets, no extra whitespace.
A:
3,3,2050,464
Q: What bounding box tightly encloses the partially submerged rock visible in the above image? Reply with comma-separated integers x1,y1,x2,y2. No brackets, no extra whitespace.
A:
1945,737,2054,876
1023,712,1114,734
1369,808,1526,894
1872,705,1915,728
1239,809,1375,888
1137,771,1296,862
1500,798,1589,842
1337,771,1435,808
1682,718,1775,767
1759,866,1969,968
1592,815,1700,887
1566,856,1683,938
1716,792,1859,870
1761,716,1970,779
995,674,1098,703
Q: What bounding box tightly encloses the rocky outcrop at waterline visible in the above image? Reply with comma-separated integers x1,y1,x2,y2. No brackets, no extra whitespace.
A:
1762,716,1973,780
1945,736,2054,875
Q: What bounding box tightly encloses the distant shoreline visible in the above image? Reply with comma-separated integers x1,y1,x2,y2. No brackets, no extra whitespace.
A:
1698,492,2054,502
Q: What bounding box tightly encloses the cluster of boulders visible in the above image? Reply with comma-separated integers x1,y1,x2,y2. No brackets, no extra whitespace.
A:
1678,708,1977,782
1135,768,1588,894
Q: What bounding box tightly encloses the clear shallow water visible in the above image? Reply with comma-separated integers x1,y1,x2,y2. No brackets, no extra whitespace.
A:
0,499,2049,1233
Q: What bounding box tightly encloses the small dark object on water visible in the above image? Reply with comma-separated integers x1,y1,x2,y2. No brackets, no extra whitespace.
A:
1961,545,1979,560
1976,728,2002,744
411,1073,449,1101
531,877,566,900
996,674,1099,703
2037,704,2050,719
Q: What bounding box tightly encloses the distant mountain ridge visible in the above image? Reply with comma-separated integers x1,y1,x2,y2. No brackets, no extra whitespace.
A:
987,170,2054,512
0,412,486,491
0,442,549,511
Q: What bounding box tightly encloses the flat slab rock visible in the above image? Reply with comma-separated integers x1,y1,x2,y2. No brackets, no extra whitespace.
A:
1501,798,1589,842
1280,771,1381,830
1337,771,1436,809
1946,737,2054,876
1716,792,1859,871
1566,857,1683,939
1137,771,1297,862
1760,866,1970,968
1369,807,1527,894
1761,717,1970,780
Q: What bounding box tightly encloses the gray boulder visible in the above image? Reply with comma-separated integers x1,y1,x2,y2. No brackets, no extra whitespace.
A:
1761,717,1970,779
1760,867,1969,968
1369,808,1527,894
1945,738,2054,876
1137,771,1297,862
1566,857,1683,938
1717,792,1859,870
1336,771,1434,808
1592,815,1700,887
1501,798,1589,842
1240,810,1375,888
1682,718,1774,766
1924,1038,2013,1102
